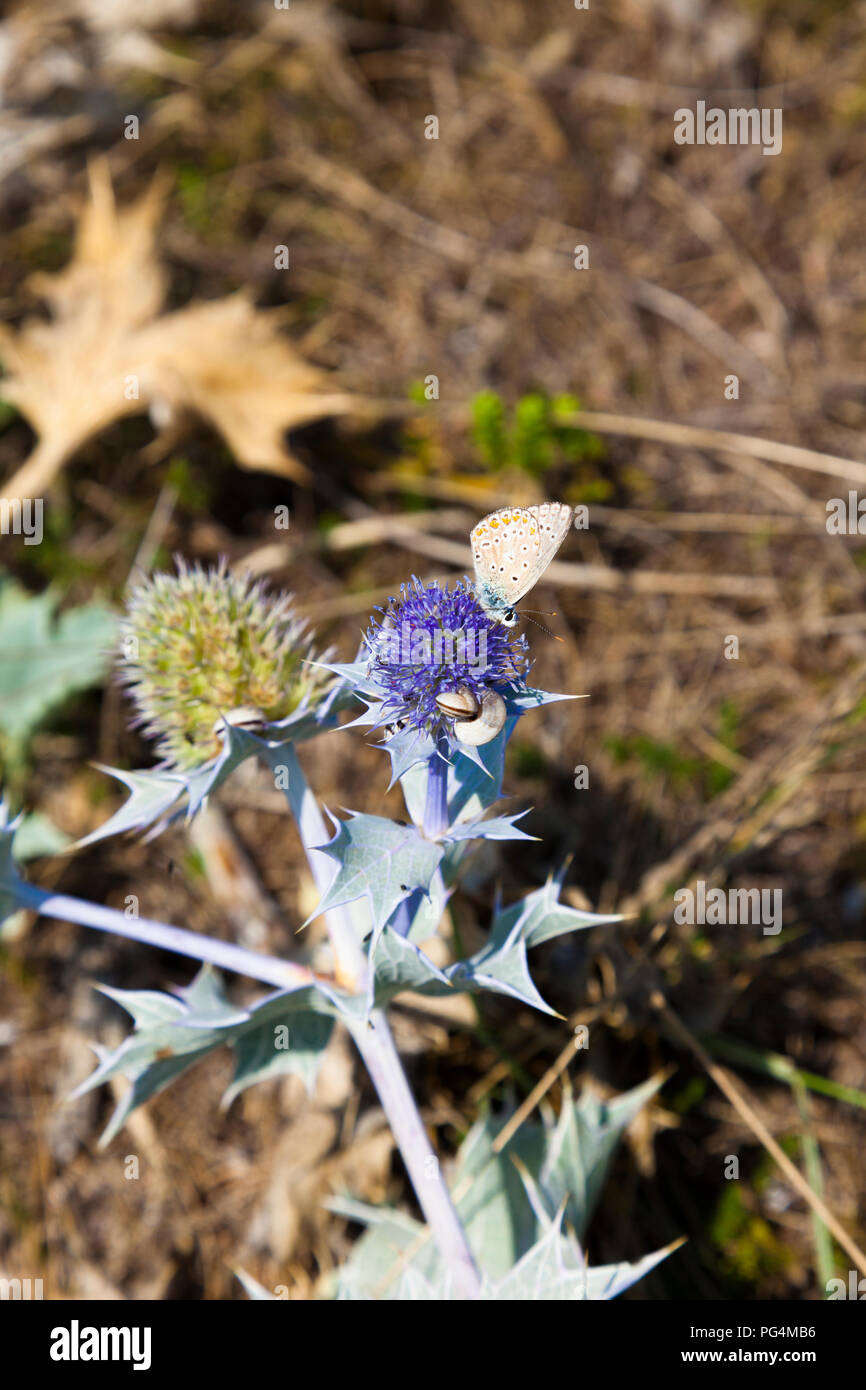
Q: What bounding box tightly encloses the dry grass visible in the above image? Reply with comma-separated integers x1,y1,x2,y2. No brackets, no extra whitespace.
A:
1,0,866,1299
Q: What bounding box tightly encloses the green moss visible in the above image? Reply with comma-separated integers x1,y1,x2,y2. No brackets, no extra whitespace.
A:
710,1180,793,1284
669,1076,708,1114
605,704,740,800
166,455,210,512
605,733,701,785
511,741,548,778
470,389,606,476
471,390,508,470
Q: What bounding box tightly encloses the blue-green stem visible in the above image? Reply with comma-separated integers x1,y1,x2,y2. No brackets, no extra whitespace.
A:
264,743,481,1298
422,736,450,840
11,880,312,991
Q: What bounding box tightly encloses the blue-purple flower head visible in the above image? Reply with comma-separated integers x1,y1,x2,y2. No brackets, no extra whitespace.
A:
364,577,530,735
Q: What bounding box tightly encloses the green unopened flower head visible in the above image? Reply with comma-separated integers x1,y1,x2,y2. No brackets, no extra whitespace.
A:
118,558,330,769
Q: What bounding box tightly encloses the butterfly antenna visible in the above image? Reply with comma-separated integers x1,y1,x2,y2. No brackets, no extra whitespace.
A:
521,612,565,643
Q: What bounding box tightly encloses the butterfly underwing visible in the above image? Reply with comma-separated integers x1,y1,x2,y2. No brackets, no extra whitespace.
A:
470,502,574,626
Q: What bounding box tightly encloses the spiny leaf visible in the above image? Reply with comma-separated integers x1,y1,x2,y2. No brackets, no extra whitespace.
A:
74,766,187,848
332,1083,678,1300
581,1242,684,1300
371,925,452,1005
361,866,620,1016
72,965,358,1144
448,913,561,1016
492,868,622,948
225,1012,334,1103
11,811,71,860
440,810,537,843
538,1074,666,1236
308,811,444,938
379,726,439,788
0,579,116,750
76,696,346,847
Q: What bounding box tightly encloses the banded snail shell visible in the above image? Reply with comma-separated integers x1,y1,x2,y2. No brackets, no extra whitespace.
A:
434,685,480,720
452,689,507,746
212,706,268,737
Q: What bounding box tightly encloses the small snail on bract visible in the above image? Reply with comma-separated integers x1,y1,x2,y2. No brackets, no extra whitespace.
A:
435,686,506,746
211,706,268,738
454,689,506,745
434,686,479,720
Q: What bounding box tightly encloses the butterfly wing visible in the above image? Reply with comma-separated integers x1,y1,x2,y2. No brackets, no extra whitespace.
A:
471,503,573,605
526,501,574,565
471,507,540,607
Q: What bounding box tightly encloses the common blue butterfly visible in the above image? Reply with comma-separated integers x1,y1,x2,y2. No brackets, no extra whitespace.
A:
471,502,574,626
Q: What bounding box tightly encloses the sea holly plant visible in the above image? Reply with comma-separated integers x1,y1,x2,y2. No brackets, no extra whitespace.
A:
0,560,677,1299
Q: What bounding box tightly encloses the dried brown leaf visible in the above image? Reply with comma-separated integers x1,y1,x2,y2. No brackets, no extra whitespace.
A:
135,294,354,479
0,159,351,499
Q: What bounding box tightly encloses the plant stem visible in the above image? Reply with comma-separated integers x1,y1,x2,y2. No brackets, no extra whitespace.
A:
264,743,482,1298
422,737,450,839
355,1006,481,1299
12,880,312,990
263,743,364,991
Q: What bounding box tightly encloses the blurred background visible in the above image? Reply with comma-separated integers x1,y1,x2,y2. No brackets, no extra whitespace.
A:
1,0,865,1300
